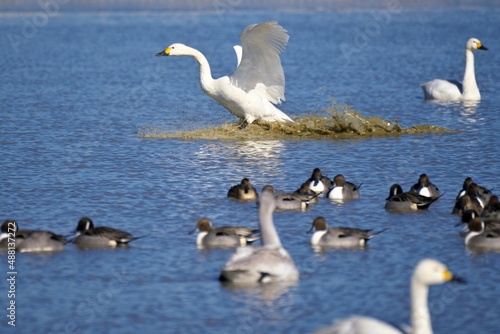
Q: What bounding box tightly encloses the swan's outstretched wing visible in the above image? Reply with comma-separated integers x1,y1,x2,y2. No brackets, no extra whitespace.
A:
229,21,289,104
233,45,242,68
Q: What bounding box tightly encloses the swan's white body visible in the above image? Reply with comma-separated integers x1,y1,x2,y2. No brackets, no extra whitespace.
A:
317,259,462,334
157,21,294,124
421,38,487,101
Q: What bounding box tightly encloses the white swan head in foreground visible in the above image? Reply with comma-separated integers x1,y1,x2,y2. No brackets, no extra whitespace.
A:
219,188,299,284
156,21,294,125
316,258,465,334
421,37,488,101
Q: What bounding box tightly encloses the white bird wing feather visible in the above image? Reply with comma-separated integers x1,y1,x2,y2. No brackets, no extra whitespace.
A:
229,21,289,104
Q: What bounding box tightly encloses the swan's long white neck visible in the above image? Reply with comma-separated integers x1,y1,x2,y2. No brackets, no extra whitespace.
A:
185,47,216,96
259,194,282,249
410,277,433,334
462,49,480,100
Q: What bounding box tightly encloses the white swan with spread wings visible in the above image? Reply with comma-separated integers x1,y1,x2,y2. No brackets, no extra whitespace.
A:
157,21,294,124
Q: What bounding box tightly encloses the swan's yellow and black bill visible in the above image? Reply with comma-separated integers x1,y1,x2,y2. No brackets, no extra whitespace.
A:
477,42,488,51
156,47,172,56
444,269,467,284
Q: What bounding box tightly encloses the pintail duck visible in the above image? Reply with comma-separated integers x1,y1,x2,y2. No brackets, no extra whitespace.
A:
0,220,67,253
71,217,140,247
456,210,500,237
464,217,500,250
410,174,441,198
190,218,259,248
385,184,440,212
307,217,383,248
261,185,312,211
481,195,500,222
293,182,320,204
453,178,492,214
304,168,332,196
220,187,299,284
456,177,493,202
326,174,361,200
227,178,258,201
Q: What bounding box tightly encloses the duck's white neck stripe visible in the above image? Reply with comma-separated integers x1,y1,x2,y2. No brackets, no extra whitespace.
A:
196,232,208,246
310,230,327,246
328,186,344,199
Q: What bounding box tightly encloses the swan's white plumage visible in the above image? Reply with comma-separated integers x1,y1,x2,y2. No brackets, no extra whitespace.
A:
230,21,288,105
233,45,242,67
316,259,462,334
421,38,487,101
157,21,293,124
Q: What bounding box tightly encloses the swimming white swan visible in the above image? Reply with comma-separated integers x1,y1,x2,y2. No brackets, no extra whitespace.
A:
421,38,488,101
316,258,465,334
156,21,294,124
219,188,299,284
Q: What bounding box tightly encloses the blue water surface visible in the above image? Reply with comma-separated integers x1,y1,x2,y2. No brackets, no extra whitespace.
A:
1,1,500,333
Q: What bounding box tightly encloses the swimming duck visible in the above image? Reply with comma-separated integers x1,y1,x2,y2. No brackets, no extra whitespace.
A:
227,178,259,201
326,174,361,200
220,187,299,284
385,184,440,212
410,174,441,198
0,220,21,249
71,217,139,247
190,218,259,248
307,217,382,248
0,220,67,253
482,195,500,222
455,177,492,201
293,182,321,204
304,168,332,196
456,210,500,237
261,185,312,211
464,218,500,250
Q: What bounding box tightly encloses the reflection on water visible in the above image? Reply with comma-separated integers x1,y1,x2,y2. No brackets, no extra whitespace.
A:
460,100,481,123
221,281,298,301
427,100,482,125
196,140,286,177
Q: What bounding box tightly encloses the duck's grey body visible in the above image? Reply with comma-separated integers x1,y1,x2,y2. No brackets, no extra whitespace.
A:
17,231,67,253
0,220,67,253
308,217,381,248
262,185,311,211
72,217,137,247
385,184,439,212
191,218,259,248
